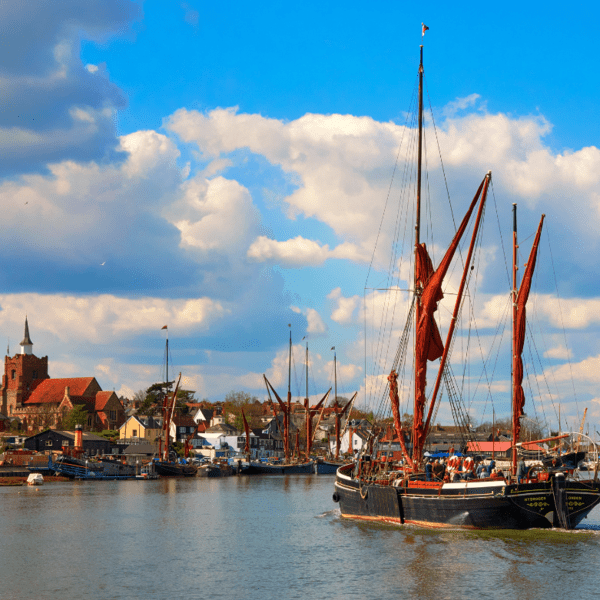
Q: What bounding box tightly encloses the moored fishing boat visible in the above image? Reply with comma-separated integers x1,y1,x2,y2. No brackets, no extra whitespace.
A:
333,39,600,529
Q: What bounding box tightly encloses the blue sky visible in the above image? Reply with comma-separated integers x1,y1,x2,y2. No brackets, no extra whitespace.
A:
2,1,600,435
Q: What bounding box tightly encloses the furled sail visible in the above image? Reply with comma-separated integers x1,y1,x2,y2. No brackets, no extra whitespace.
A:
513,214,545,447
412,179,485,460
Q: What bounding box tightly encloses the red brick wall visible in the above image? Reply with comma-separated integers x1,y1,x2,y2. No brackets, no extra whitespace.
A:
1,354,49,416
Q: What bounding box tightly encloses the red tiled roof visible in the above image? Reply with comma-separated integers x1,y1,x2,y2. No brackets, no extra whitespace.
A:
24,377,96,405
172,414,197,427
95,391,113,411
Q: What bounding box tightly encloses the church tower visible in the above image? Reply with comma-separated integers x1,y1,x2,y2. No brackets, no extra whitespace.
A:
0,318,49,416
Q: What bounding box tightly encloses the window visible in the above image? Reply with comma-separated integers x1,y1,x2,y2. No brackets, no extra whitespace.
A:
32,370,38,379
11,370,15,380
87,415,92,427
132,429,138,437
109,410,116,421
46,440,53,447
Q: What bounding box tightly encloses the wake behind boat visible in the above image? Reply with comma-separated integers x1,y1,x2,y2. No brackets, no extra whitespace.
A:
333,42,600,530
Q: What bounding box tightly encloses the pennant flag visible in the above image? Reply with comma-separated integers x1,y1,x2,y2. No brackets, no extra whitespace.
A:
331,346,335,350
161,325,168,330
422,23,429,37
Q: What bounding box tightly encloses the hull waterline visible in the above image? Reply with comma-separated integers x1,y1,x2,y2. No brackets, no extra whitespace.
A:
154,461,198,477
242,461,315,475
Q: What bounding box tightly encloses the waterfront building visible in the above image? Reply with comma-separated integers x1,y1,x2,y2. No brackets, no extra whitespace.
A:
119,415,163,444
23,429,112,455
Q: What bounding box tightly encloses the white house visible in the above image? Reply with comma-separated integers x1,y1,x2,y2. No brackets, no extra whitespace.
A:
194,423,239,459
329,427,370,456
191,408,213,426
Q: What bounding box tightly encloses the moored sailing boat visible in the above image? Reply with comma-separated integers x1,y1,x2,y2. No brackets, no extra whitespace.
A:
333,44,600,529
243,333,330,474
153,332,197,477
153,371,197,477
316,348,356,474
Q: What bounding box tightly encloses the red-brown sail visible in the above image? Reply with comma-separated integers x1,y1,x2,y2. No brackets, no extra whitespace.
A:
412,178,486,464
512,213,545,468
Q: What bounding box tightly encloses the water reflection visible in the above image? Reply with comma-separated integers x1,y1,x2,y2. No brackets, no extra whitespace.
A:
2,478,600,600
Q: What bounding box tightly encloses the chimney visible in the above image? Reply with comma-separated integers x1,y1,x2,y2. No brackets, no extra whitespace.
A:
74,424,83,452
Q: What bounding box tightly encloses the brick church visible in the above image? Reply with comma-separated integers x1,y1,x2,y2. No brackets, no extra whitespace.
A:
0,318,125,432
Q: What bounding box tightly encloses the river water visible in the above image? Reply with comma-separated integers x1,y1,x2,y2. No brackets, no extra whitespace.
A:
2,474,600,600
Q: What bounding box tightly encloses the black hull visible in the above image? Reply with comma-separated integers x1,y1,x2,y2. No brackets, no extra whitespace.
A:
197,464,234,477
316,460,344,474
242,461,314,475
333,465,600,530
154,462,198,477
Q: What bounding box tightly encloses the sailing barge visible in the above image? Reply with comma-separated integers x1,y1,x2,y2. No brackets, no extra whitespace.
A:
154,371,197,477
241,333,330,474
333,44,600,529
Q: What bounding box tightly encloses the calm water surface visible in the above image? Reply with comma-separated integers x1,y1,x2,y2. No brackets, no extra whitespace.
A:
2,475,600,600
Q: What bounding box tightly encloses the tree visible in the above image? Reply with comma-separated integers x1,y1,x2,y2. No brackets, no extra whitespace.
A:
62,405,90,431
132,389,146,404
174,389,196,414
520,414,545,441
96,430,120,442
225,390,259,407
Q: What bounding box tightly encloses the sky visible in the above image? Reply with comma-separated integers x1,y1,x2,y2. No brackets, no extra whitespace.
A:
2,0,600,435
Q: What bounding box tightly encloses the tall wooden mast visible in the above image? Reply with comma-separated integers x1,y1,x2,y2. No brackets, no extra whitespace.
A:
286,328,292,462
511,205,545,475
413,44,424,465
511,204,518,474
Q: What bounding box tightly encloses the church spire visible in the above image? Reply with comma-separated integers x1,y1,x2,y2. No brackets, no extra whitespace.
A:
20,317,33,355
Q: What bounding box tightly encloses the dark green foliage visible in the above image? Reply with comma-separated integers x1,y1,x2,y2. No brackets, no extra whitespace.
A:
62,405,90,430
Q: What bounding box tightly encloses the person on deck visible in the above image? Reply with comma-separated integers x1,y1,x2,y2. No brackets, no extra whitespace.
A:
517,459,527,483
476,461,486,478
463,456,475,480
425,460,433,481
490,468,504,479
